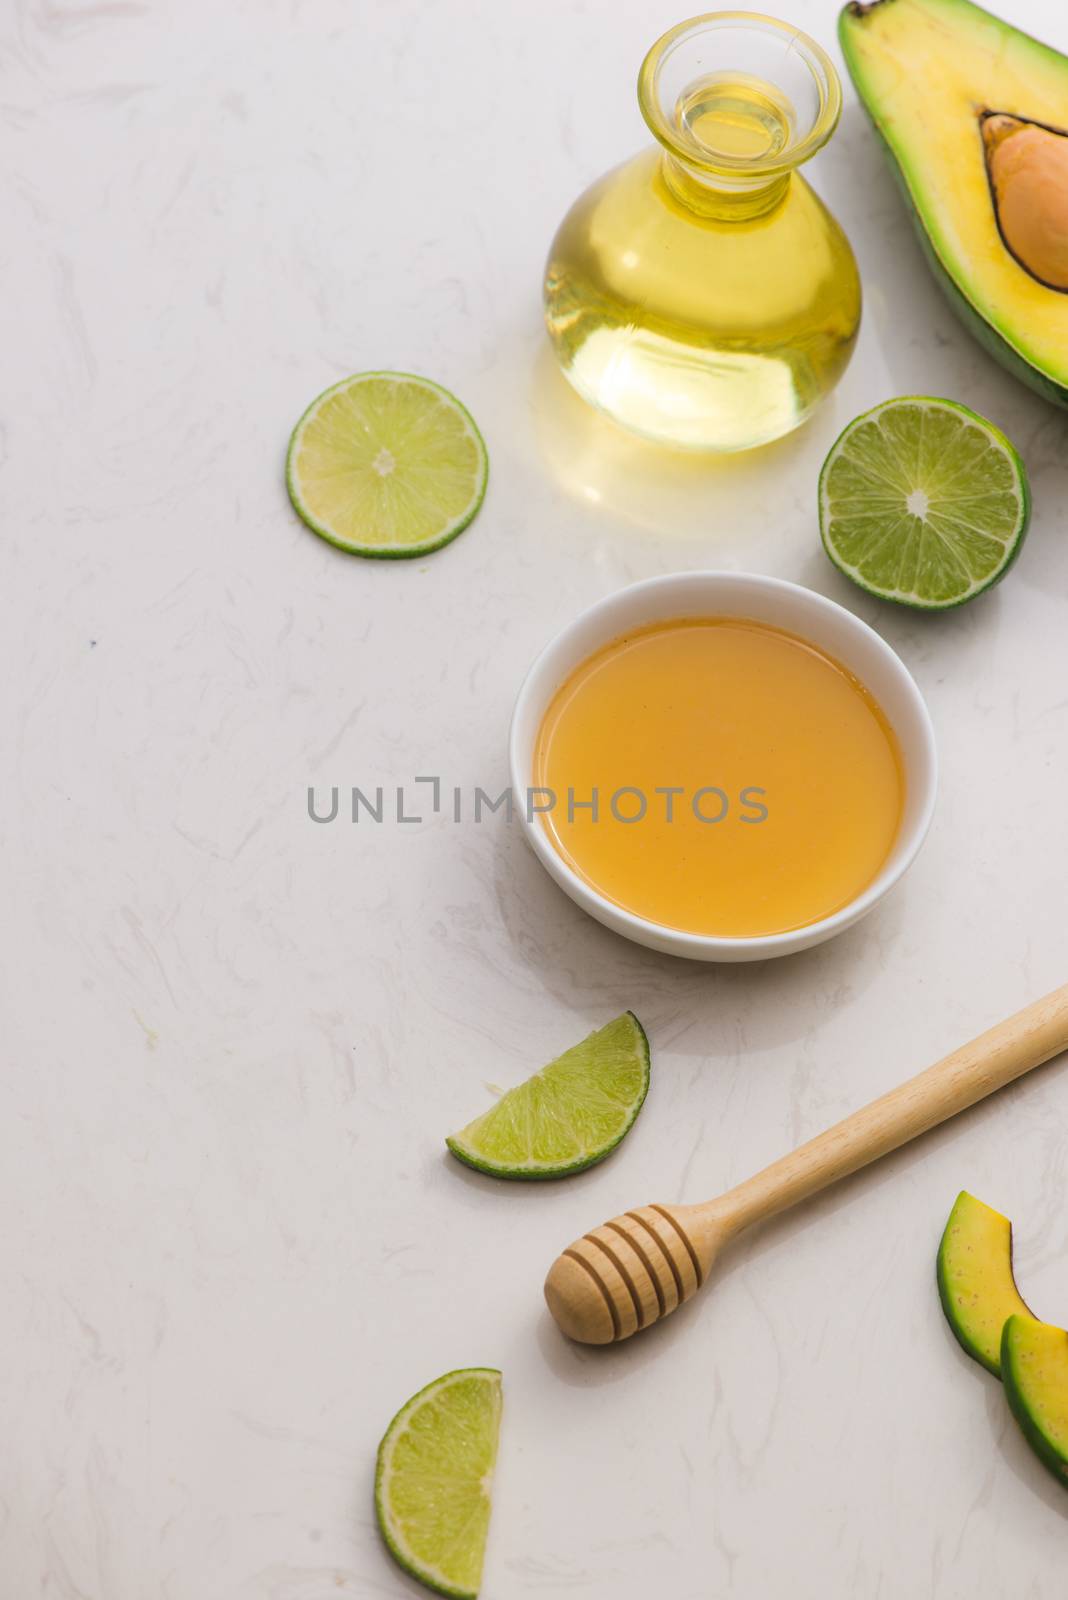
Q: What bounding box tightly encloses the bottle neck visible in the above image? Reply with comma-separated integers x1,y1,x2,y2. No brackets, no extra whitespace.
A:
660,153,792,220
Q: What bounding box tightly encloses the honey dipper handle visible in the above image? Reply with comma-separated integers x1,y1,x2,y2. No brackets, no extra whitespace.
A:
710,981,1068,1237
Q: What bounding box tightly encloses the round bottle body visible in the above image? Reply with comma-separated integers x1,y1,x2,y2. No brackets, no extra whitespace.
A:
544,149,861,452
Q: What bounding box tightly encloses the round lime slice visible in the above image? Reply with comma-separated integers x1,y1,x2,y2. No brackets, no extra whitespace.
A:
286,371,488,558
446,1012,650,1180
375,1367,502,1600
819,397,1030,609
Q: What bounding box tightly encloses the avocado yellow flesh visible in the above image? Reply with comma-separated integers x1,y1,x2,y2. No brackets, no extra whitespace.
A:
1002,1316,1068,1484
840,0,1068,406
937,1191,1033,1375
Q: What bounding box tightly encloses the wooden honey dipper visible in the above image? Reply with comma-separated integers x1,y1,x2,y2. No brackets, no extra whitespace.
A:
545,982,1068,1344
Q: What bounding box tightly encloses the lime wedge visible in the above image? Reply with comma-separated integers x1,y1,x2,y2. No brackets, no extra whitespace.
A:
286,372,488,558
446,1012,650,1180
375,1367,502,1600
819,397,1030,609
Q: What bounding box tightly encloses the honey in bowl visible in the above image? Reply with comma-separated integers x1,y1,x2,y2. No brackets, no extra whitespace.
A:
533,617,904,939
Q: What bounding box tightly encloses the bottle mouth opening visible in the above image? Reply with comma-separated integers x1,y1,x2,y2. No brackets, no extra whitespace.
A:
638,11,842,183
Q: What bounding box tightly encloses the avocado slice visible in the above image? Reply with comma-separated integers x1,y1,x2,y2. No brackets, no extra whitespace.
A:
1002,1316,1068,1485
937,1191,1034,1375
840,0,1068,407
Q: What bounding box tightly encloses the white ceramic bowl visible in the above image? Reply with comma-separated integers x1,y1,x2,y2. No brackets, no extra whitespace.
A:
509,571,937,962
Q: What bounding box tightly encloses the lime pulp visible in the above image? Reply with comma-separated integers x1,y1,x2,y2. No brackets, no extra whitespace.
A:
819,396,1030,609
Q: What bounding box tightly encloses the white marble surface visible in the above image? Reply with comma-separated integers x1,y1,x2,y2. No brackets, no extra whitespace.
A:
4,0,1068,1593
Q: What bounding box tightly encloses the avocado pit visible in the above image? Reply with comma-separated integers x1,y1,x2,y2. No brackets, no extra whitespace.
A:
981,111,1068,292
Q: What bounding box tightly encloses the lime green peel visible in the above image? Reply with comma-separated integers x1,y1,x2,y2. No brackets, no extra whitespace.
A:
819,396,1030,610
375,1367,502,1599
286,371,488,558
447,1012,650,1180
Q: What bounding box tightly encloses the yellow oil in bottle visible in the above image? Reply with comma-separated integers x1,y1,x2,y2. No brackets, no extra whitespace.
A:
544,67,861,452
677,71,792,161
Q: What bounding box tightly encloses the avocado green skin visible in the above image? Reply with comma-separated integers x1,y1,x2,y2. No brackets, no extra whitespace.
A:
839,4,1068,411
1001,1317,1068,1487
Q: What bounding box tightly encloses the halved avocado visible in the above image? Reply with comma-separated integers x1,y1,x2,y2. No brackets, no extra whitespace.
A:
937,1191,1034,1375
840,0,1068,407
1002,1315,1068,1485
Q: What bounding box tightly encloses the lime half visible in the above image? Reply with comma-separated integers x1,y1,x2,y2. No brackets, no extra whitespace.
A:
819,397,1030,609
286,372,488,558
375,1367,502,1600
447,1012,650,1180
